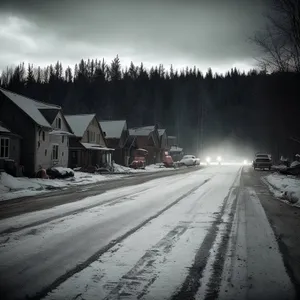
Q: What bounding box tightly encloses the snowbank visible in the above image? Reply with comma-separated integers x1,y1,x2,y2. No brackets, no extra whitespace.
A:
0,171,125,201
264,173,300,207
290,161,300,168
0,163,178,201
272,164,288,171
113,163,175,173
51,167,74,176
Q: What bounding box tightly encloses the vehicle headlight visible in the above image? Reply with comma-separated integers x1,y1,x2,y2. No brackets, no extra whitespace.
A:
206,156,211,163
217,156,222,162
243,159,248,165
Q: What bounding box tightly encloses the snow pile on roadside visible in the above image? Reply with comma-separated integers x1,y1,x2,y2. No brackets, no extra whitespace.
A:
0,171,125,201
272,164,287,171
146,164,168,171
69,172,124,185
113,163,133,173
290,161,300,168
51,167,74,176
0,172,43,193
113,163,173,173
264,173,300,206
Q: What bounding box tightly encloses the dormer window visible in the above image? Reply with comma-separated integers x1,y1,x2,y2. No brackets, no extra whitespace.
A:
55,118,61,129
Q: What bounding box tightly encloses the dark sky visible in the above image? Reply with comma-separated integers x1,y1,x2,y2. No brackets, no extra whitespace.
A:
0,0,269,72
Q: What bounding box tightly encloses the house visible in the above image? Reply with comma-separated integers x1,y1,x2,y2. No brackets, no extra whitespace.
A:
167,136,178,148
166,136,184,161
100,120,132,166
169,146,184,161
0,88,73,176
129,125,160,164
0,121,22,175
65,114,113,169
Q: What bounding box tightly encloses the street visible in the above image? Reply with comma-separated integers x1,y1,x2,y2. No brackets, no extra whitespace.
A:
0,165,298,300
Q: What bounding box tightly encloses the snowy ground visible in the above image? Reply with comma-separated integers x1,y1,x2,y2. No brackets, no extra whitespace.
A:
0,163,179,201
0,165,294,300
263,173,300,207
0,171,125,201
113,163,177,173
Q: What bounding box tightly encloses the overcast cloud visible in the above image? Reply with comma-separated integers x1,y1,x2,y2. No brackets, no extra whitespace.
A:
0,0,269,72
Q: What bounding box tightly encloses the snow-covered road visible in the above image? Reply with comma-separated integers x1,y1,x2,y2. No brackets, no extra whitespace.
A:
0,166,296,300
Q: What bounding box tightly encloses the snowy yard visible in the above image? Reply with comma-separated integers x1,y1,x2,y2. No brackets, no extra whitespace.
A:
0,171,125,201
0,164,179,201
264,173,300,207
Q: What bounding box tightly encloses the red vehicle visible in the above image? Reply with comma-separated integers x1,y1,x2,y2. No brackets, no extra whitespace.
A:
163,151,175,168
130,148,148,169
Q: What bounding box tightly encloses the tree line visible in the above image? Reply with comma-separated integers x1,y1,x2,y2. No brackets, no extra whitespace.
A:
0,57,299,160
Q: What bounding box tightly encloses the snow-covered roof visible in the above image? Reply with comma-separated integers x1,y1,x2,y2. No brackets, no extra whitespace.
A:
129,126,155,136
170,146,183,152
0,123,10,133
0,88,60,129
65,114,95,137
81,142,114,151
100,120,126,139
49,130,74,136
158,129,166,136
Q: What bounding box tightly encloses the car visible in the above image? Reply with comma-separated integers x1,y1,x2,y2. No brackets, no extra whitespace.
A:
179,155,200,166
253,153,272,170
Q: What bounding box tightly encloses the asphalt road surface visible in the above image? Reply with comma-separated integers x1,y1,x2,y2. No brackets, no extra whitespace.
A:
0,165,299,300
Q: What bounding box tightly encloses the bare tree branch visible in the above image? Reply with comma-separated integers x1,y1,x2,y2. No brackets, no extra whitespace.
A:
252,0,300,72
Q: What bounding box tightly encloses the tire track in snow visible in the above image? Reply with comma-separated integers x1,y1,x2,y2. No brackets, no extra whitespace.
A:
201,187,239,300
102,224,192,300
170,170,241,300
0,172,192,236
29,178,212,300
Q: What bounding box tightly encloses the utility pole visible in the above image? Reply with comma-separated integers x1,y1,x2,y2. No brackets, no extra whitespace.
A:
196,100,200,155
199,91,205,158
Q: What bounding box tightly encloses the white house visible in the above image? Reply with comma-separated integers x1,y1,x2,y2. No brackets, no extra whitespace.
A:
0,88,73,175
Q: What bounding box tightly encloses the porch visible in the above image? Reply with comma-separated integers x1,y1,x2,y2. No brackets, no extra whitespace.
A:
69,142,114,169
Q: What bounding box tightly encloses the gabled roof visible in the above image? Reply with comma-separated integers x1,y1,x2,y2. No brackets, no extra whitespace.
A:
0,121,22,138
129,126,156,137
65,114,96,137
0,122,10,133
0,88,60,129
170,146,183,152
39,109,59,125
158,129,166,136
100,120,126,139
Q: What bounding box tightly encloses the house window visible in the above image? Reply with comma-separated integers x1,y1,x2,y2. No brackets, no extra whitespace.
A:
87,130,90,142
52,145,59,160
0,137,9,158
90,132,96,142
62,136,64,143
45,149,47,156
55,118,61,129
42,131,45,141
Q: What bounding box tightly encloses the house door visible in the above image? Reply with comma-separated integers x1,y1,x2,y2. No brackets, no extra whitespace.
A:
70,151,78,167
91,151,98,165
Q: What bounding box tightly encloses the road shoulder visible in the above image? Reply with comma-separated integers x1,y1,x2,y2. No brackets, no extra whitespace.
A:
245,167,300,298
